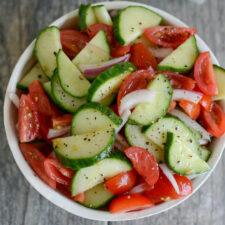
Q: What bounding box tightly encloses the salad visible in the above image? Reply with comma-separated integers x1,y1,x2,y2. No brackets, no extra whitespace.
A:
11,4,225,213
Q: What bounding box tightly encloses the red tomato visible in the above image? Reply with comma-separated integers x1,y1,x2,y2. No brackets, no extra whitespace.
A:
194,52,218,96
200,95,212,112
52,114,73,129
179,100,201,120
144,169,193,203
110,104,119,116
38,114,52,143
44,158,74,186
200,102,225,137
73,192,85,203
110,42,131,57
19,143,56,188
159,71,196,90
117,70,154,108
167,100,177,113
104,170,137,195
144,26,196,48
18,94,40,143
124,147,159,186
83,24,113,44
129,43,158,70
60,30,89,59
31,141,53,157
109,194,154,213
29,81,57,116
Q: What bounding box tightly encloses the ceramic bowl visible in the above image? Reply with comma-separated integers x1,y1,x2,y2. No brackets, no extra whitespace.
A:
4,1,225,221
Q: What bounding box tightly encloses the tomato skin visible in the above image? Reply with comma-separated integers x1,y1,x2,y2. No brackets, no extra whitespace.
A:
144,26,196,48
111,42,131,57
117,70,154,108
38,114,52,143
179,100,201,120
129,43,158,70
29,81,57,116
200,102,225,137
109,194,154,213
19,143,56,188
199,94,212,112
44,158,74,186
60,30,89,59
18,94,40,143
159,71,196,90
83,24,113,44
167,100,177,113
144,169,193,203
104,170,137,195
124,147,159,186
73,192,85,203
52,114,73,129
194,52,218,96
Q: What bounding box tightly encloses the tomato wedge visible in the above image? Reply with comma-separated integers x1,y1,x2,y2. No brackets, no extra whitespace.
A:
73,192,85,203
29,81,57,116
60,30,89,59
129,43,157,70
18,94,40,143
104,170,137,195
83,24,113,44
44,158,74,186
124,147,159,186
179,100,201,120
200,102,225,137
110,42,131,57
144,26,196,48
167,100,177,113
200,95,212,112
159,71,196,90
19,143,56,188
52,114,73,129
117,70,154,108
194,51,218,96
144,169,193,203
109,194,154,213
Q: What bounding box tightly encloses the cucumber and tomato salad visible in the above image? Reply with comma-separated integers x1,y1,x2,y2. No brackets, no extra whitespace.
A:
15,3,225,214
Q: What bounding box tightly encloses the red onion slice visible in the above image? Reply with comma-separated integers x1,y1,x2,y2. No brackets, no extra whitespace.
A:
78,54,130,77
114,133,129,151
169,109,211,141
129,182,153,194
159,163,180,194
173,89,203,104
148,47,173,59
119,89,156,116
115,110,131,134
47,126,71,139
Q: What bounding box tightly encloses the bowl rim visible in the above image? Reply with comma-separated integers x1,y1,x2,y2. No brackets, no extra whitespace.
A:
3,1,225,221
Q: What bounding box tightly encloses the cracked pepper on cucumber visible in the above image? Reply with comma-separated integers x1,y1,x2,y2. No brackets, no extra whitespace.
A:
15,3,225,214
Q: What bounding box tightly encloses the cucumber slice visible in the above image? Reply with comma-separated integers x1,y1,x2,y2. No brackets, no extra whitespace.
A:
72,30,110,65
165,132,210,175
53,128,115,170
82,183,114,208
143,116,200,156
17,63,49,90
34,26,62,78
113,6,162,46
129,74,173,125
71,151,132,196
87,62,136,106
201,147,211,162
93,5,113,26
213,65,225,100
57,50,90,98
78,4,97,30
157,36,199,73
71,102,123,135
42,81,54,100
125,123,164,162
51,70,86,113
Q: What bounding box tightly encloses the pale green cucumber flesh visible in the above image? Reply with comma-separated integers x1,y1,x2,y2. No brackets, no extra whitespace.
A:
129,74,173,125
34,26,62,78
165,132,210,175
93,5,113,26
87,62,136,106
157,36,199,73
71,102,123,135
213,65,225,100
53,128,115,170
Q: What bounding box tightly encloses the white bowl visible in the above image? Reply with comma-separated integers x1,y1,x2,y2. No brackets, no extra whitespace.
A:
4,1,225,221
